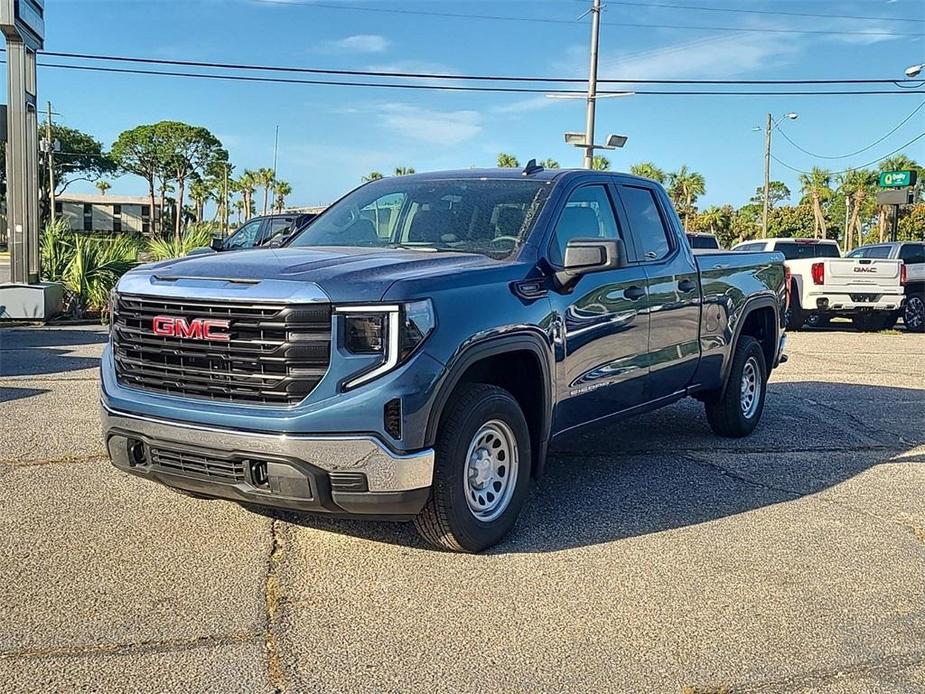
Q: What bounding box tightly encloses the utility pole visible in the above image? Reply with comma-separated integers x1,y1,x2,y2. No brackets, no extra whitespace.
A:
843,196,851,254
583,0,602,170
762,112,772,239
222,162,229,239
45,100,54,223
271,124,279,178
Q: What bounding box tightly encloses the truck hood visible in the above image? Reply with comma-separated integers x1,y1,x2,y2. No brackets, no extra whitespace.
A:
132,246,504,302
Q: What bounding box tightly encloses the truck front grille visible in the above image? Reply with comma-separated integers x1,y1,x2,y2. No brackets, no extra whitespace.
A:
112,293,331,405
150,446,247,483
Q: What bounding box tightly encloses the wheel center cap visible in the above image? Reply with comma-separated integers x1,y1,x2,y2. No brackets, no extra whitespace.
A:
469,450,493,489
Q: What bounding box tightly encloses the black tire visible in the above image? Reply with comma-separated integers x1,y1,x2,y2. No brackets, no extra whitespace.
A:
414,383,531,553
786,283,807,331
904,295,924,333
704,335,768,438
852,313,890,332
803,313,830,329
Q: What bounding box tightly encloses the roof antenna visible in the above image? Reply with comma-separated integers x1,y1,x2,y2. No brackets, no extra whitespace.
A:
522,159,544,176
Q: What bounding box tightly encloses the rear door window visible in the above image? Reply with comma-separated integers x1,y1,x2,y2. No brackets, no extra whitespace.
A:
618,185,672,261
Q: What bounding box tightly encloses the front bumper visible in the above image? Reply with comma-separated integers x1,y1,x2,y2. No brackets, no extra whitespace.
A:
101,404,433,518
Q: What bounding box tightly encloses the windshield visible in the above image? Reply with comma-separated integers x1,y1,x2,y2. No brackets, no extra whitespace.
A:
287,178,551,260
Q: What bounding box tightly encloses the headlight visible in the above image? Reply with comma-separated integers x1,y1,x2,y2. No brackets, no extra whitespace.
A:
337,300,435,389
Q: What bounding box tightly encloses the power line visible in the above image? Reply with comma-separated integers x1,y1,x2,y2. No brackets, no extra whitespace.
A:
776,101,925,159
27,60,925,96
26,50,922,86
249,0,923,37
770,131,925,176
580,0,924,24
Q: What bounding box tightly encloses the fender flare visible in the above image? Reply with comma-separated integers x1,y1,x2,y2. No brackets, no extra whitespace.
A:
424,332,554,477
719,293,780,389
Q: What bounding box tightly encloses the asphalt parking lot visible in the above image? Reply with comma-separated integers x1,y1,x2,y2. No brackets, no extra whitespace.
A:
0,324,923,693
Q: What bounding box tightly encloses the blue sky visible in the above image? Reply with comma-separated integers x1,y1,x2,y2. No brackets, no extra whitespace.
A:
22,0,925,211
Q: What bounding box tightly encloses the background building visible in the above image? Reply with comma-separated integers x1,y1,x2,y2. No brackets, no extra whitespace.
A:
56,193,161,234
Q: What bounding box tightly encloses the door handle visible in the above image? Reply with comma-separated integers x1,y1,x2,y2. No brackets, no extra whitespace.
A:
678,279,696,293
625,285,645,301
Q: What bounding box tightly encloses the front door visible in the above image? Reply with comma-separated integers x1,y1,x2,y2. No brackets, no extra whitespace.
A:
548,183,651,433
615,182,701,400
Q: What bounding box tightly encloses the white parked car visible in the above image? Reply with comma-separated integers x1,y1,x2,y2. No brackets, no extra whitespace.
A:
732,238,904,331
848,242,925,332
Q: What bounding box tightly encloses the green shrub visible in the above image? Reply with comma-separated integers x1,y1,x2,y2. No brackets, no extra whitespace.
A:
147,223,216,260
40,220,139,318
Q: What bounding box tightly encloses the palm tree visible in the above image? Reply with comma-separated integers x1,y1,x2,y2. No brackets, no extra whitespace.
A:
233,199,245,225
362,171,384,182
394,166,416,176
235,170,259,221
188,177,212,222
668,165,706,228
630,162,666,183
591,155,610,171
95,180,111,196
839,169,876,251
273,180,292,214
799,167,833,239
497,153,519,168
255,167,276,216
541,159,560,169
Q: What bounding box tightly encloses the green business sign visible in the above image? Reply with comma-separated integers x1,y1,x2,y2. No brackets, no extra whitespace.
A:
879,170,917,188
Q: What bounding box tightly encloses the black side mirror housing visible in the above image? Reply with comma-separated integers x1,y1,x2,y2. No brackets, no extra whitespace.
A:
555,238,625,288
209,236,224,251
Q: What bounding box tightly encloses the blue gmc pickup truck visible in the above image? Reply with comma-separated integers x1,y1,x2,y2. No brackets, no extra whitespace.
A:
101,166,787,552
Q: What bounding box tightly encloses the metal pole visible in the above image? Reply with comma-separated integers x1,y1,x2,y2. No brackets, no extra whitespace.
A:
762,112,772,239
843,195,851,254
583,0,601,170
222,162,229,239
271,124,279,178
45,100,54,224
891,203,899,242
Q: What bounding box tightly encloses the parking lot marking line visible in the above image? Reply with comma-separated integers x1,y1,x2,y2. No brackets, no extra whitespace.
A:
0,630,262,661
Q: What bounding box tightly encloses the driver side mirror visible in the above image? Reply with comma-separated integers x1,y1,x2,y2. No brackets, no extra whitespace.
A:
209,236,224,251
554,238,625,289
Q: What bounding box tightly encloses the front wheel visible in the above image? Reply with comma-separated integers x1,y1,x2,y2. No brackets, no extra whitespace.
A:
704,336,768,438
904,295,924,333
414,383,531,552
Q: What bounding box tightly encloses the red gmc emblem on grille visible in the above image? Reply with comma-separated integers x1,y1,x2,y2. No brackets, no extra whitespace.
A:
152,316,231,341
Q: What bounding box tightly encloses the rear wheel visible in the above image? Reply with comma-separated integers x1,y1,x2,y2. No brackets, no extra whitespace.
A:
786,283,807,330
414,383,531,552
904,295,924,332
704,336,767,438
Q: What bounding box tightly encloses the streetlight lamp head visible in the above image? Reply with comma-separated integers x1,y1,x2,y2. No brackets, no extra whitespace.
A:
605,134,628,148
905,64,924,78
564,132,586,145
785,112,798,120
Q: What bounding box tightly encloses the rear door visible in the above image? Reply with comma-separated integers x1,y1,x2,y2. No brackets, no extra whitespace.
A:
614,181,701,401
549,181,650,432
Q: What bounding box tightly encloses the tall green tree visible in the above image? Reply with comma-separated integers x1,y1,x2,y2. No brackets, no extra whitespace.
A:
541,159,560,169
497,153,519,168
157,121,228,242
799,167,833,239
111,124,166,234
749,181,791,208
838,169,876,251
95,180,111,196
255,167,276,216
235,170,259,221
273,180,292,213
591,155,610,171
630,162,666,183
877,155,923,241
362,171,384,182
668,165,706,228
394,166,416,176
188,176,212,222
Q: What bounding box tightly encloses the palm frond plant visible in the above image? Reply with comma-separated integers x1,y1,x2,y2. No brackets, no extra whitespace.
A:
146,222,215,260
40,218,76,283
63,235,139,316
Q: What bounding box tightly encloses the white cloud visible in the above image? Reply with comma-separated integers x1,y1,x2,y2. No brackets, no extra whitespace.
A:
379,104,482,145
322,34,390,54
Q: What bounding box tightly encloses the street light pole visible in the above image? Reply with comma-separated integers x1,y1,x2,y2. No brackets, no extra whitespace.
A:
45,100,54,224
583,0,602,170
762,113,772,239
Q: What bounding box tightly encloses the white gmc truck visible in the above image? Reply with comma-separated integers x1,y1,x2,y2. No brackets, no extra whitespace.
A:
732,238,904,330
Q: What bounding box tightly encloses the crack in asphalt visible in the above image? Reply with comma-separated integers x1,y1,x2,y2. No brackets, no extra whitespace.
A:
0,454,106,468
730,649,925,692
0,631,261,661
264,518,287,694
